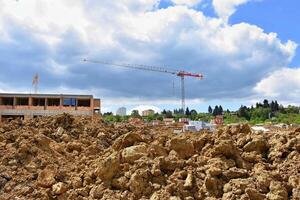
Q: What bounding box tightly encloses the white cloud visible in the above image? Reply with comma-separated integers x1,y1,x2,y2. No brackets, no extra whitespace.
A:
0,0,298,111
212,0,251,20
254,68,300,102
171,0,203,7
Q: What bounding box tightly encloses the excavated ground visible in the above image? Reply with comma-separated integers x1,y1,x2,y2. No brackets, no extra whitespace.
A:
0,114,300,200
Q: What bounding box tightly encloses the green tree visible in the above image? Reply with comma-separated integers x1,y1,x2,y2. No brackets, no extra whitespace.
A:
212,106,219,116
238,105,250,120
263,99,269,108
250,107,271,121
274,101,279,111
219,105,223,115
103,112,113,116
185,107,190,115
165,110,173,118
208,106,212,114
190,109,197,115
131,110,140,118
270,101,275,112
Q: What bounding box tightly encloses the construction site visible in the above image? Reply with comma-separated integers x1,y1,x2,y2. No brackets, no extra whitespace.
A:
0,114,299,200
1,1,300,199
0,61,299,200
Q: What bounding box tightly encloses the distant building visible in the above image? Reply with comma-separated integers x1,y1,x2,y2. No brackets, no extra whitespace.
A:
163,118,175,125
152,120,161,126
142,109,155,116
179,118,190,124
116,107,126,116
184,121,215,132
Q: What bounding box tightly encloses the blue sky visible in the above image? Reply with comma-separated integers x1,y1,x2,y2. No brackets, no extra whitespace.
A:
230,0,300,67
0,0,299,114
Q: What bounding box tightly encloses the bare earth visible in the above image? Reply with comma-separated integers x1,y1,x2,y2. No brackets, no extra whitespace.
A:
0,114,299,200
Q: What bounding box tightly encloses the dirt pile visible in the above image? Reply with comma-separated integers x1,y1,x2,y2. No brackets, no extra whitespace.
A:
0,114,300,200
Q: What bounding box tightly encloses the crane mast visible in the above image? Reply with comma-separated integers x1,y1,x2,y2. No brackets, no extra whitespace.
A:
83,59,203,114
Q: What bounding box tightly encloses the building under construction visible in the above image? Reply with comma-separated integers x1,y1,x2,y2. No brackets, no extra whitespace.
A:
0,93,100,122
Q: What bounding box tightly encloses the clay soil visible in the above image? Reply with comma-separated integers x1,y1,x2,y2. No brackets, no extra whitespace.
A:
0,114,299,200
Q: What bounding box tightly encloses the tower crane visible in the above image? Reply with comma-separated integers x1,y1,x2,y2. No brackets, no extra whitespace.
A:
83,59,204,113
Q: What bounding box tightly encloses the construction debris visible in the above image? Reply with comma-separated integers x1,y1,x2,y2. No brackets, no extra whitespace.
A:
0,114,299,199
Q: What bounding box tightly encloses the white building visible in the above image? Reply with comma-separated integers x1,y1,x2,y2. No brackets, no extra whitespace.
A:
116,107,126,116
184,121,215,132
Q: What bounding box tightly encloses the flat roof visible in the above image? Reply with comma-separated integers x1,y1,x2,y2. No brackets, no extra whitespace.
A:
0,93,94,98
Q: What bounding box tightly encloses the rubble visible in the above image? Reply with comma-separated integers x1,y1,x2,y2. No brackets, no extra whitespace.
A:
0,114,299,199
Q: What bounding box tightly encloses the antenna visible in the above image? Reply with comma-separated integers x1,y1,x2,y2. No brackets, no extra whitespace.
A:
32,73,39,94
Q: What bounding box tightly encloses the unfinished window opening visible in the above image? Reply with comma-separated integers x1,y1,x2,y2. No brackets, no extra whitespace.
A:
48,98,60,106
63,98,76,107
77,99,90,107
1,97,14,105
16,98,29,106
32,98,45,106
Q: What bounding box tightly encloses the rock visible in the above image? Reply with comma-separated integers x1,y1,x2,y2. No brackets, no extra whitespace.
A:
168,137,194,159
223,167,249,180
71,177,82,189
241,152,263,163
170,197,181,200
150,190,172,200
266,181,288,200
243,139,268,153
245,188,266,200
148,145,168,157
229,124,251,135
66,142,82,153
94,152,120,181
207,167,223,176
205,176,224,197
240,124,251,134
56,127,64,135
111,176,128,190
121,144,148,163
207,157,236,171
89,185,104,199
112,132,144,151
37,166,57,188
184,173,194,190
223,178,255,195
128,169,152,197
52,182,68,195
291,188,300,200
0,177,8,190
159,154,184,171
35,134,53,148
288,175,300,188
213,140,238,158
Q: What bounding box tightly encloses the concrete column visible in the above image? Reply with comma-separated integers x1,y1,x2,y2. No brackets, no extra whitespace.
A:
75,99,78,110
13,97,16,108
90,98,94,110
60,97,63,109
29,97,33,108
45,98,48,110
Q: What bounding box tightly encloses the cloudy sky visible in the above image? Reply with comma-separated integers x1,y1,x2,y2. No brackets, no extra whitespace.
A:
0,0,299,113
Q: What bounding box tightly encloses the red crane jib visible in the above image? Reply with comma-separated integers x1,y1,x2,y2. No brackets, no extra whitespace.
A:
177,72,203,78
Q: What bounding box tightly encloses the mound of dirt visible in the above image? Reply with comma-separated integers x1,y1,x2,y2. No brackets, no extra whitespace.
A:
0,114,299,200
